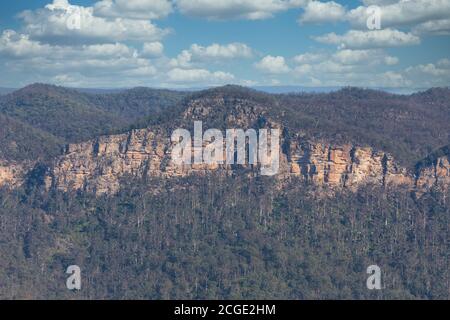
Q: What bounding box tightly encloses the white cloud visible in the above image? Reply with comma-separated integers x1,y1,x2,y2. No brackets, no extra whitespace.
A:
0,30,52,58
0,31,137,61
298,1,346,24
1,0,448,89
290,47,409,87
240,79,258,86
299,0,450,37
332,49,398,65
190,43,253,60
375,71,411,87
141,42,164,57
255,55,290,74
404,60,450,86
314,29,420,49
291,51,450,88
0,29,162,86
175,0,305,20
361,0,398,5
292,62,412,87
18,0,169,44
437,58,450,68
94,0,173,20
170,50,193,68
412,18,450,35
293,52,327,64
167,68,234,83
170,42,253,67
406,62,450,77
347,0,450,30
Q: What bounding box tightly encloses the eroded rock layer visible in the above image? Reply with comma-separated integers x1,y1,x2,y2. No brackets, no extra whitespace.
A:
44,128,449,195
0,161,25,187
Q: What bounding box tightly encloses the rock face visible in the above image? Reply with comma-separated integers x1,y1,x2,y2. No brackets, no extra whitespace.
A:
0,161,25,187
45,127,449,195
51,129,169,194
2,93,449,195
415,153,450,190
287,141,413,188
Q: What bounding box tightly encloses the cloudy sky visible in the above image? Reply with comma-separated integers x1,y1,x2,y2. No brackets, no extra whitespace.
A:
0,0,449,88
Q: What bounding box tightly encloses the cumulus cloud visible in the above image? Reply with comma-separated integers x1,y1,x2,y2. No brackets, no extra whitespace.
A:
0,29,236,87
1,0,448,89
412,19,450,35
300,0,450,37
291,46,450,88
255,55,290,74
0,30,137,60
404,60,450,87
437,58,450,68
18,0,169,44
298,1,346,24
405,61,450,77
314,29,420,49
361,0,399,5
292,61,412,87
293,52,327,64
290,47,409,87
141,42,164,57
294,49,399,68
189,43,253,60
0,30,52,58
94,0,173,20
170,42,253,68
175,0,305,20
347,0,450,30
0,29,161,86
332,49,398,65
167,68,234,83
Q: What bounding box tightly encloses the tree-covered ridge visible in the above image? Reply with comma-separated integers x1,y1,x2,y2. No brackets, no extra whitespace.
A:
0,83,188,161
271,87,450,167
0,83,128,142
2,83,449,166
129,85,450,168
84,87,188,121
0,113,62,162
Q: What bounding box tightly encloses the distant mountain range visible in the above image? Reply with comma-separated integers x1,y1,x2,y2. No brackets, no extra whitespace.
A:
0,85,431,96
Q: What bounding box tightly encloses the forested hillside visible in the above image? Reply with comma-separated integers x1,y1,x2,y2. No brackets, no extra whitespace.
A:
0,84,449,299
0,176,448,299
0,84,186,160
276,87,450,166
131,85,450,168
0,113,62,161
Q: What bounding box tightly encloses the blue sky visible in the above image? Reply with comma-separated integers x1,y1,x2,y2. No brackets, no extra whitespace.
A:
0,0,449,88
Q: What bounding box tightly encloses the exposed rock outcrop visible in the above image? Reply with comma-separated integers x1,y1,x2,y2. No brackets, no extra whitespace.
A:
0,161,25,187
415,147,450,190
44,127,448,195
287,140,413,188
2,92,448,196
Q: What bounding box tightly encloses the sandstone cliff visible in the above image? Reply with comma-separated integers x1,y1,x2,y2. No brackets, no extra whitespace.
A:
0,160,25,187
44,127,449,195
1,94,448,196
415,147,450,190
